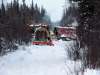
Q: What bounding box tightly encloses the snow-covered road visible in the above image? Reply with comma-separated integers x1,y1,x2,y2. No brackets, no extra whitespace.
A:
0,40,100,75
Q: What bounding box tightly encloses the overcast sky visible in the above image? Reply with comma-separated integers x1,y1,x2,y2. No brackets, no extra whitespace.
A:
5,0,70,22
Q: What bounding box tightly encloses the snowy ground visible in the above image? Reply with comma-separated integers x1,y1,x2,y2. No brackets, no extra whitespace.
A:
0,40,100,75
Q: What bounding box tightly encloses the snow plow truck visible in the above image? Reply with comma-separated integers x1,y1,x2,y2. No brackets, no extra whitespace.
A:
30,24,53,46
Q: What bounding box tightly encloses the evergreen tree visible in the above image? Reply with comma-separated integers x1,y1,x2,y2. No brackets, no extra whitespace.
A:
70,0,100,68
0,0,6,24
0,0,47,54
61,2,78,26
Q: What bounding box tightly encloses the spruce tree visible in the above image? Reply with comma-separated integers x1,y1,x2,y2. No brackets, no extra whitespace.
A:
70,0,100,68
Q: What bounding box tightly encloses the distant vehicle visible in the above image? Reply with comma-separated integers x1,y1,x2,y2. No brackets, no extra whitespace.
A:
54,26,77,40
30,24,53,46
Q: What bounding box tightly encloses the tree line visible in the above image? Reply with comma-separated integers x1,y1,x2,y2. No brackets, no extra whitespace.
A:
60,2,78,26
0,0,47,55
69,0,100,69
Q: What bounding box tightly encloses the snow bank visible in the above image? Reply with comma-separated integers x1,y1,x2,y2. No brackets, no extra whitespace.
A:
84,69,100,75
0,40,99,75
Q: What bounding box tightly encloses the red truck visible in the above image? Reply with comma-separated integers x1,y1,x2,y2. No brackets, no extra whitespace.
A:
54,26,77,40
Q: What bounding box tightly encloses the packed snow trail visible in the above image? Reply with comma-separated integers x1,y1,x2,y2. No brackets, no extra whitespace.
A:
0,40,100,75
0,40,70,75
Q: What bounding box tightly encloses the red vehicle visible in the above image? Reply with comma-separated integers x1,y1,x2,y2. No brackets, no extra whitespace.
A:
31,24,53,46
54,26,76,40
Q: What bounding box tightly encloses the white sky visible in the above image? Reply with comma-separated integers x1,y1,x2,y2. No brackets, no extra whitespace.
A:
6,0,70,22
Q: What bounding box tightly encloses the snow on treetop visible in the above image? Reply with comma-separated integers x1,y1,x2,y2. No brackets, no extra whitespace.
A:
29,24,48,27
55,26,76,29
